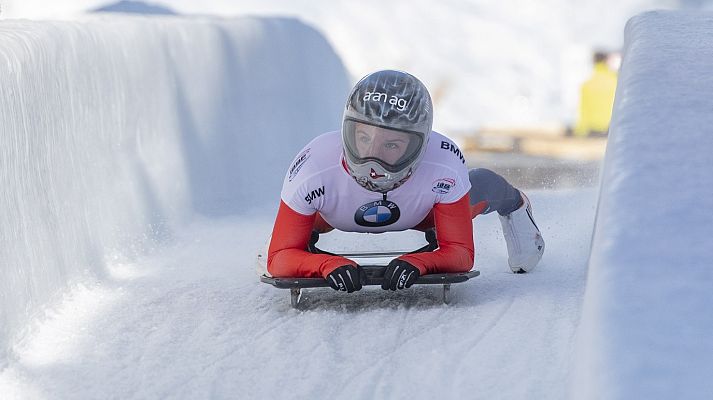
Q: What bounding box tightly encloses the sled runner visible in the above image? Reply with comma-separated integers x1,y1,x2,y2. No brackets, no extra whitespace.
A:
259,231,480,308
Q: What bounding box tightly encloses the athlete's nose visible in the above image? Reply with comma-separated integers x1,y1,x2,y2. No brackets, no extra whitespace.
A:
367,138,385,158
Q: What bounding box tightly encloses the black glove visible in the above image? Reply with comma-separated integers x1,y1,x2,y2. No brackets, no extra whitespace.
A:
382,259,420,290
326,265,362,293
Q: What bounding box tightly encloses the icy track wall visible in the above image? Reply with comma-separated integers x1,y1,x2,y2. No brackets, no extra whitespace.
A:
0,16,349,363
573,11,713,399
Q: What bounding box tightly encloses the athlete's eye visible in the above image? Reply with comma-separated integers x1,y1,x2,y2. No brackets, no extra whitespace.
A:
357,134,372,144
384,142,399,150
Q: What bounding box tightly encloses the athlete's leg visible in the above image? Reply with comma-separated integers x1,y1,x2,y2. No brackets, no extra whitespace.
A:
468,168,544,273
467,168,522,217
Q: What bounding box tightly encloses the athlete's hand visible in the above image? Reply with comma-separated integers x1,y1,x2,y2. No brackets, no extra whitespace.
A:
326,265,363,293
382,259,420,290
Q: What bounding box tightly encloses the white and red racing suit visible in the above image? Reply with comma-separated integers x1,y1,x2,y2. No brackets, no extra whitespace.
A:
268,131,488,278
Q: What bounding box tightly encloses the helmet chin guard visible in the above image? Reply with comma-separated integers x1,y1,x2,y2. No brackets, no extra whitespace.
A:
342,70,433,193
345,158,413,193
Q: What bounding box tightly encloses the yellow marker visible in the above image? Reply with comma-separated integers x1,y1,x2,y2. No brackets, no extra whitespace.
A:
575,61,618,137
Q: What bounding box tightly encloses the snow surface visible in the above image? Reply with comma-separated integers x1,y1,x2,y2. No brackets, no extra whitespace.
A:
0,189,597,399
572,11,713,400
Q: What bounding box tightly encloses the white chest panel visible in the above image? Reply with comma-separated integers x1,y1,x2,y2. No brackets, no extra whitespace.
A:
281,131,470,233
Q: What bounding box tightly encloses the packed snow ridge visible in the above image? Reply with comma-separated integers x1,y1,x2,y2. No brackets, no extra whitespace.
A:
573,10,713,399
0,15,349,363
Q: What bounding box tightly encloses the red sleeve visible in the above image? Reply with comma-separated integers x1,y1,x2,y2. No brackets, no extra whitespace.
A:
267,201,357,278
398,194,474,274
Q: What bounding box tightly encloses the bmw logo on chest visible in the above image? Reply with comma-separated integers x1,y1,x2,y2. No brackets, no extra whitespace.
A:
354,200,401,227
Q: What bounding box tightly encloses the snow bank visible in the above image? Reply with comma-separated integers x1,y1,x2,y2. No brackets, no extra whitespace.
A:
574,11,713,399
0,15,349,363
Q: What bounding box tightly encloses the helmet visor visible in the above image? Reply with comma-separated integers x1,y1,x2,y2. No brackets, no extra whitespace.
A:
343,119,424,173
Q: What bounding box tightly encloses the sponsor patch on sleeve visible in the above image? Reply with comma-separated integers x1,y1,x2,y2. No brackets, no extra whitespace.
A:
288,148,311,181
432,178,455,194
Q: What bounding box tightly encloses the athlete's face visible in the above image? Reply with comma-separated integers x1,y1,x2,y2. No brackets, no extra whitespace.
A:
354,123,411,165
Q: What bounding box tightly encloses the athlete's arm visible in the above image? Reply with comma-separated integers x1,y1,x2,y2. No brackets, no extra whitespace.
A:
398,194,474,274
267,201,357,278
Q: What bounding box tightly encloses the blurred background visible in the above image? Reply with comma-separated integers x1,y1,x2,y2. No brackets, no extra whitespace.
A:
3,0,712,189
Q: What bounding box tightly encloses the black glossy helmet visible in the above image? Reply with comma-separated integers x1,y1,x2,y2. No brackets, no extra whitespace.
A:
342,70,433,192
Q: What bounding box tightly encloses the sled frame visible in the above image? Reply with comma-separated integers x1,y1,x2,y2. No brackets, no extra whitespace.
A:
261,266,479,308
261,230,479,308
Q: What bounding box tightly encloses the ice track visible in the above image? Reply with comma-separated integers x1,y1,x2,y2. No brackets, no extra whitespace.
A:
0,188,596,399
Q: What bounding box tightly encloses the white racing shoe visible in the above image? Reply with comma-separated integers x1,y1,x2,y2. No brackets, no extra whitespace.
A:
498,192,545,273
